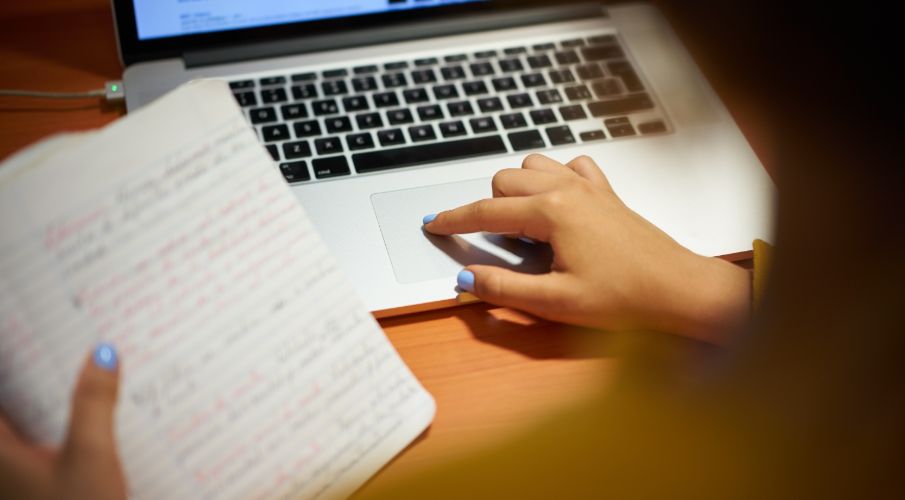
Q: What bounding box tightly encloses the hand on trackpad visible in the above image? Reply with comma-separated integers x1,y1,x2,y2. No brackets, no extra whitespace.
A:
371,178,552,284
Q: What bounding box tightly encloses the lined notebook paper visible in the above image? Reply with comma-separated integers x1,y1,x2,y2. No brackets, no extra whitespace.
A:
0,80,435,499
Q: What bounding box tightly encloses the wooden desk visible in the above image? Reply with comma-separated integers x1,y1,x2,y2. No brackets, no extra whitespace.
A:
0,2,764,494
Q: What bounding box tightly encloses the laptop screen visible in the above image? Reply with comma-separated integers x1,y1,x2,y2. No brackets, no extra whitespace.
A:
133,0,486,41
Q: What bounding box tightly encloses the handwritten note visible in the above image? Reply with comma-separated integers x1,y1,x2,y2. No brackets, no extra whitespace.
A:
0,81,435,499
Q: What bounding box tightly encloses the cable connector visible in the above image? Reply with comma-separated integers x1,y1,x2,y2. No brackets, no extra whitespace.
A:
104,81,125,103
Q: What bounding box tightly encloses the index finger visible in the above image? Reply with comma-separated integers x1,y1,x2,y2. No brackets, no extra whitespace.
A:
423,196,550,241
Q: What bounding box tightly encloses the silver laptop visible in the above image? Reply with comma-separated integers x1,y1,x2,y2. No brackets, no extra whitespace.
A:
115,1,775,316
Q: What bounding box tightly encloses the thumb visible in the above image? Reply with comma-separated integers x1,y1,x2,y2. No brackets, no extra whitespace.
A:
458,266,574,320
63,343,121,467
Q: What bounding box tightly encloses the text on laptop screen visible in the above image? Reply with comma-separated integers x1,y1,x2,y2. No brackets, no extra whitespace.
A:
133,0,486,40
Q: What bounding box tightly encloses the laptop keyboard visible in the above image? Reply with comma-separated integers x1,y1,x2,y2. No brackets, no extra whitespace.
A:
229,33,670,184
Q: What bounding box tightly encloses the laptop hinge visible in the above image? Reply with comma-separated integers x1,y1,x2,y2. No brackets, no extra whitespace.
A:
184,3,606,68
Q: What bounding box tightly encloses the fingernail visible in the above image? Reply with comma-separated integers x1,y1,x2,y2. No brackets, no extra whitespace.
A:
518,236,538,245
93,343,118,372
457,269,475,293
422,213,437,225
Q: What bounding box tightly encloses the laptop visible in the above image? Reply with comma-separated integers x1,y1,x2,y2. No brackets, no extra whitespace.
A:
114,0,775,316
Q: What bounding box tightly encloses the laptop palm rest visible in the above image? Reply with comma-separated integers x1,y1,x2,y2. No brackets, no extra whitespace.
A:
371,178,553,285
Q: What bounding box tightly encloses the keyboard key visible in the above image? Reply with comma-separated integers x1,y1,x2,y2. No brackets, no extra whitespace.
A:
492,77,517,92
499,58,524,73
592,78,623,98
582,45,625,61
463,80,489,96
250,107,277,124
500,112,528,129
607,60,645,92
561,38,586,48
378,128,406,146
477,97,503,113
384,61,409,71
536,88,563,105
555,50,580,65
559,104,587,121
470,116,497,134
411,69,437,84
291,72,317,82
441,66,466,80
409,124,437,142
353,136,507,173
373,91,400,108
576,63,605,80
417,104,444,121
259,76,286,86
382,72,408,88
312,156,351,179
415,57,439,66
294,120,321,137
261,88,288,103
521,73,547,88
532,42,555,52
322,68,348,79
605,117,636,137
403,88,430,104
527,54,553,69
356,112,384,129
280,161,310,182
387,108,415,125
321,80,348,96
504,46,527,55
530,108,558,125
292,84,317,100
470,62,495,77
354,65,379,74
579,130,607,142
312,99,339,115
447,101,475,117
565,85,592,101
549,68,576,84
229,80,254,90
507,93,533,109
587,34,616,45
314,137,343,155
347,132,375,151
588,94,654,117
440,120,467,138
638,120,667,134
325,116,352,133
234,91,257,107
282,140,312,159
546,125,576,145
280,104,307,121
265,144,280,161
351,76,378,92
262,124,290,142
433,84,459,100
444,54,467,63
474,50,497,59
509,130,545,151
342,95,369,112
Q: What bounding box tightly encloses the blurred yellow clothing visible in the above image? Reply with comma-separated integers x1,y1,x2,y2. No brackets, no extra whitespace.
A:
360,240,900,499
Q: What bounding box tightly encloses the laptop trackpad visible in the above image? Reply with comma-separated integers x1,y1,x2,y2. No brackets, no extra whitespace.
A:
371,178,553,284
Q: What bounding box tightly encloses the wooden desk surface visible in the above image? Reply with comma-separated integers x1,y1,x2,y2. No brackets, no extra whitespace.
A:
0,2,766,494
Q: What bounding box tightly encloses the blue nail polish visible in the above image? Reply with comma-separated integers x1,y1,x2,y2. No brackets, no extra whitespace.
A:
422,213,437,225
457,269,475,293
93,343,118,372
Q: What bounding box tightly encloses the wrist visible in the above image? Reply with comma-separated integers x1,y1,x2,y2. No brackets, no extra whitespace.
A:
656,253,752,344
